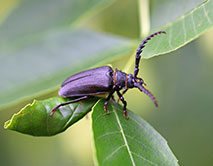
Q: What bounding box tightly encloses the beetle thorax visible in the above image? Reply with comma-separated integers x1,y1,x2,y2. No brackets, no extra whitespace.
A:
113,69,134,89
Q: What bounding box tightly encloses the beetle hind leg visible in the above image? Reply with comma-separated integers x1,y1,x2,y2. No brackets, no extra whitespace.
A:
50,96,89,116
116,90,128,119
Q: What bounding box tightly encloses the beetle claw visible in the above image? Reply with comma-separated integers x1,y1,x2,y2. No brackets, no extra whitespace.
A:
104,105,110,114
50,106,59,116
50,112,54,117
123,110,129,119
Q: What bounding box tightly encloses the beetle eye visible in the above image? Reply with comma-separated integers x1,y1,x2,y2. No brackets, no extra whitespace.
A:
135,78,144,84
140,78,144,84
136,78,141,83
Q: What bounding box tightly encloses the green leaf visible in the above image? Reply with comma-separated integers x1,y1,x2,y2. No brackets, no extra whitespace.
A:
92,99,179,166
0,0,115,47
0,0,129,109
150,0,206,30
0,28,132,109
4,97,99,136
142,0,213,58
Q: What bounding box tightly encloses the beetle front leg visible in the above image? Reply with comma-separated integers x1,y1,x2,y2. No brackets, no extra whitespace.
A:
104,88,115,114
116,90,128,119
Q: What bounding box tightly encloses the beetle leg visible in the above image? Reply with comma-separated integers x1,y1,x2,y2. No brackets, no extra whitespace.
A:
104,88,115,114
50,96,89,116
117,89,128,103
116,90,128,119
111,95,115,101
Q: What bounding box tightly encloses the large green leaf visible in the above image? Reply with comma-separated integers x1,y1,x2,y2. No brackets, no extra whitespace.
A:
0,0,115,48
0,28,132,109
4,97,99,136
150,0,206,30
92,99,179,166
0,0,128,109
141,0,213,58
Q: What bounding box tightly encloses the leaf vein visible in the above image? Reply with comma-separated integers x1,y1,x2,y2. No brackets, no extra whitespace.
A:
191,13,197,34
125,134,155,152
203,5,212,25
103,144,126,162
96,131,120,140
130,117,168,160
93,112,105,123
182,16,187,43
113,109,136,166
131,151,158,166
63,104,76,129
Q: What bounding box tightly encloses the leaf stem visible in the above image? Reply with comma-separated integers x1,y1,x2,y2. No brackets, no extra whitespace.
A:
138,0,150,37
123,0,151,74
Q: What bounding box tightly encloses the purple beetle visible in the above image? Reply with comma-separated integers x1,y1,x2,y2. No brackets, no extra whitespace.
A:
51,31,166,118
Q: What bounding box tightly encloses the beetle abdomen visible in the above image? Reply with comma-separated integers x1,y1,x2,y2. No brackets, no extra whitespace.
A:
59,66,113,97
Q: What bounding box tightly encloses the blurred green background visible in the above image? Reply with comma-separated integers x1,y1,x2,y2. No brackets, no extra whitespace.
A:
1,0,213,166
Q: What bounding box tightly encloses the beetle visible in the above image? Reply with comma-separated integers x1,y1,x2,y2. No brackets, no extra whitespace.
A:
50,31,166,119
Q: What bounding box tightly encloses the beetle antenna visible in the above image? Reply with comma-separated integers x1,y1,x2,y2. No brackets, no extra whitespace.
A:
137,84,158,107
134,31,166,77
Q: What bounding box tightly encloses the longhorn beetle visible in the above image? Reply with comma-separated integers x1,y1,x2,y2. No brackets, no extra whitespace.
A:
50,31,166,119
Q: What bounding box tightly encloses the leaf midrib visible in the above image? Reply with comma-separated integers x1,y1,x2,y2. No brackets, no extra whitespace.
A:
112,108,136,166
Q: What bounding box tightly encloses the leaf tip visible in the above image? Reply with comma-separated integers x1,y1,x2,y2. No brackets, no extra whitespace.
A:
3,100,37,131
4,119,11,129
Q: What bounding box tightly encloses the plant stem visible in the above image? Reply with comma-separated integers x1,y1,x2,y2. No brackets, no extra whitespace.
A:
138,0,150,37
123,0,150,74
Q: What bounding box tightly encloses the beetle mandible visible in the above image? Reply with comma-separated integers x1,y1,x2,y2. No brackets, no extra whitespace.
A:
50,31,166,119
